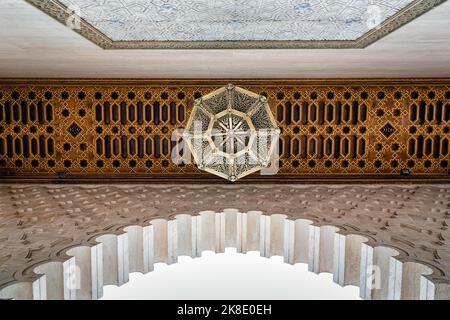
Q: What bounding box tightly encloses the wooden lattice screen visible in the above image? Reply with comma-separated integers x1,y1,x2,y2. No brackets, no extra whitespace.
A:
0,80,449,183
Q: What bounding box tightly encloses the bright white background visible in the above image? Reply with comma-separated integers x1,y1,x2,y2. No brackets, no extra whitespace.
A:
101,248,361,300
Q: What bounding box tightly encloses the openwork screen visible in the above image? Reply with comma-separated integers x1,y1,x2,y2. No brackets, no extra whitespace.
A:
185,84,279,181
0,80,448,182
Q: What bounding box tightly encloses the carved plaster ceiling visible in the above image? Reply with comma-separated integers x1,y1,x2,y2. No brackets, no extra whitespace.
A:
25,0,447,49
0,184,449,300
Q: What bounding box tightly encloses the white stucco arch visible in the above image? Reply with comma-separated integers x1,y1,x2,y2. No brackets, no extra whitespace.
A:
1,210,448,300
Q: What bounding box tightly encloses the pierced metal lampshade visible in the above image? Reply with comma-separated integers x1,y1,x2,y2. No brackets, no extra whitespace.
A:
184,84,280,181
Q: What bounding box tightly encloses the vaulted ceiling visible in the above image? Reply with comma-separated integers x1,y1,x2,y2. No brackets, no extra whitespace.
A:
0,0,449,77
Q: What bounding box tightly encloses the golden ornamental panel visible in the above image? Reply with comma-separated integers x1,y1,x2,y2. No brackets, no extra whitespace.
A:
0,80,449,182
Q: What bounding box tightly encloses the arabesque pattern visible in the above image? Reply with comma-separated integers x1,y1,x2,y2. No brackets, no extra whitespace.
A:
23,0,448,49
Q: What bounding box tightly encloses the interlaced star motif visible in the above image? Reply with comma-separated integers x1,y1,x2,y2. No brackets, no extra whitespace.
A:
184,84,279,181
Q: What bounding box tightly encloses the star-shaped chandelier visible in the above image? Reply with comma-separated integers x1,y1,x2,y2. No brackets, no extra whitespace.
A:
184,84,279,181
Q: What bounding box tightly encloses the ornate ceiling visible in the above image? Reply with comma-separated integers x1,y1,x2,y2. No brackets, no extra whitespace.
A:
25,0,447,49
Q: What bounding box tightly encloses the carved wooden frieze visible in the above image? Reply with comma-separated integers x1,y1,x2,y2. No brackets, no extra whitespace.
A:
0,79,449,182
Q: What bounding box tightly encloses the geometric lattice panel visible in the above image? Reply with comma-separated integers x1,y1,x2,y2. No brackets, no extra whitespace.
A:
0,79,449,182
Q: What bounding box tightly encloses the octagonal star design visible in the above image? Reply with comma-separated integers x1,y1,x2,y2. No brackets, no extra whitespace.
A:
184,84,279,182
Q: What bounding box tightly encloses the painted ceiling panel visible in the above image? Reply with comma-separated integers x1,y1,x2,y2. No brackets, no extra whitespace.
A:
58,0,414,41
22,0,448,48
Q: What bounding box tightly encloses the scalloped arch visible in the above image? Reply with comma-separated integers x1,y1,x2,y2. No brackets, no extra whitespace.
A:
1,211,449,300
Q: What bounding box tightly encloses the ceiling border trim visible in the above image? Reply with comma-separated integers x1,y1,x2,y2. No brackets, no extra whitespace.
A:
1,78,450,86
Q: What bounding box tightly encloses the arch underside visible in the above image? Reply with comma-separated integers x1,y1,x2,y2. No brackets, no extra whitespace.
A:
0,184,449,300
